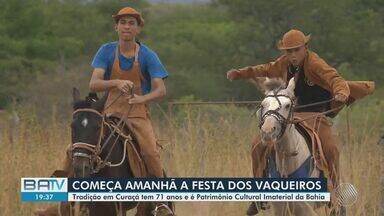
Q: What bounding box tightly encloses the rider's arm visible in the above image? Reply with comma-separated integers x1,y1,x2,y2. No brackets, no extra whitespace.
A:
138,49,168,102
236,56,286,79
89,68,115,92
89,68,132,94
311,58,350,100
128,78,167,104
144,78,166,102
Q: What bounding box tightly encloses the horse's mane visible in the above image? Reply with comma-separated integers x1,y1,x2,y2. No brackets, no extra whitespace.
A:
73,100,91,110
262,78,286,93
72,92,100,110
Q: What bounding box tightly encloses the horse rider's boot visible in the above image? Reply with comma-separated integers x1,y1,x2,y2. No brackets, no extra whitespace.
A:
246,201,270,215
311,115,340,193
152,203,174,216
248,135,273,215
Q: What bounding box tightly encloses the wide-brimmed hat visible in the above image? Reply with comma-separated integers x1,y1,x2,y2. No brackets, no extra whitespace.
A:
112,7,144,27
277,29,311,50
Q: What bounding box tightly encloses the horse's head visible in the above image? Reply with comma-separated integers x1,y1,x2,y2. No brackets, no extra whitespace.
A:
71,88,107,177
257,78,296,143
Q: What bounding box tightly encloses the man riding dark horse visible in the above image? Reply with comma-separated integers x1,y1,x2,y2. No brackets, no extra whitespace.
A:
226,29,374,215
35,7,174,216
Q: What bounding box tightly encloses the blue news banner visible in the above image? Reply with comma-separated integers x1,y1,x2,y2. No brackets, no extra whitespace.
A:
21,178,330,202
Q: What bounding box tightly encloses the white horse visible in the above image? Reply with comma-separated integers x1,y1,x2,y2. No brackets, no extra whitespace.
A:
257,78,323,216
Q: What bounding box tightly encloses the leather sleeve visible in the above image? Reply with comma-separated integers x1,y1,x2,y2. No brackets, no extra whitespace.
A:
311,57,350,98
237,56,286,79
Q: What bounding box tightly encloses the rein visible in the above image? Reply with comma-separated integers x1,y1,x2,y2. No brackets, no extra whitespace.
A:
257,93,343,140
289,104,344,124
294,98,335,110
259,93,342,178
103,86,133,112
71,88,135,173
257,97,340,123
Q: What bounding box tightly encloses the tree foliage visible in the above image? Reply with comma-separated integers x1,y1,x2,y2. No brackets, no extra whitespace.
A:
0,0,382,108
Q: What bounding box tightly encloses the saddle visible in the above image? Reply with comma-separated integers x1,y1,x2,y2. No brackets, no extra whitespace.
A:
293,112,334,189
295,117,328,170
266,113,329,178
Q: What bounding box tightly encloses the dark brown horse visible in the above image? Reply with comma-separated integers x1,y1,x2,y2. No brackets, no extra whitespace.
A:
69,88,174,216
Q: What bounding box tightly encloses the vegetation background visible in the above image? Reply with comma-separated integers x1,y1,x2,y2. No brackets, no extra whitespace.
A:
0,0,382,215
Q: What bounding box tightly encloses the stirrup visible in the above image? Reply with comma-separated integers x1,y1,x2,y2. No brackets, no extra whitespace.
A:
152,203,174,216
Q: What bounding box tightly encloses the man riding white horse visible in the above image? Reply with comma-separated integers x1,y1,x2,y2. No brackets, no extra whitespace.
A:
226,29,374,215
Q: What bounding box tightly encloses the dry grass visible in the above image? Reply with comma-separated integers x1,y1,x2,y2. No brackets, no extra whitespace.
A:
0,101,382,216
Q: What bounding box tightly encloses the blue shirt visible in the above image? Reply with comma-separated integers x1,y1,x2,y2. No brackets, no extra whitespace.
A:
91,42,168,94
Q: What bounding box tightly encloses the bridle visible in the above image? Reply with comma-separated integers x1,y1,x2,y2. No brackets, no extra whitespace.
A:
71,107,130,174
258,88,295,140
71,88,137,174
257,88,339,141
72,108,104,158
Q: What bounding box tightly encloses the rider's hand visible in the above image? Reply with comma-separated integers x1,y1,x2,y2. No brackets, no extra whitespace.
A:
128,94,147,104
334,93,348,103
115,80,134,95
226,69,241,81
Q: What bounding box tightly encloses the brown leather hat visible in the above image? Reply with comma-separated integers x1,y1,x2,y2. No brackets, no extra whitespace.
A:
112,7,144,27
277,29,311,50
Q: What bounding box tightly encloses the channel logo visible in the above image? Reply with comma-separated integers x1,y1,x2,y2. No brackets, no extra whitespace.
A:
21,178,67,192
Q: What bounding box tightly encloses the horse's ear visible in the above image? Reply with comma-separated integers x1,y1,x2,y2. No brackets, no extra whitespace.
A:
256,107,261,119
263,77,271,95
91,92,108,112
86,92,99,102
72,88,80,103
286,78,296,92
247,77,266,94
